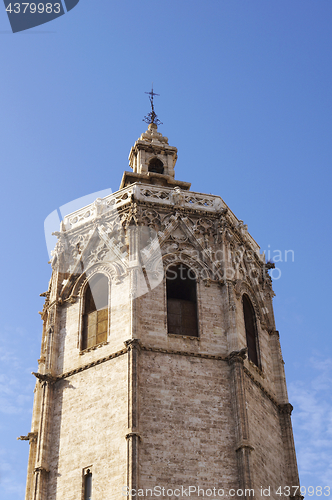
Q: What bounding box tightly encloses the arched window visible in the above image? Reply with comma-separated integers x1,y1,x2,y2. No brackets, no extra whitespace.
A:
82,274,109,350
148,157,164,174
242,294,259,366
166,264,198,337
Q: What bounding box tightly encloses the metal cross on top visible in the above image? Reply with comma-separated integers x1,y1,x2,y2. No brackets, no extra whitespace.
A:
143,84,163,126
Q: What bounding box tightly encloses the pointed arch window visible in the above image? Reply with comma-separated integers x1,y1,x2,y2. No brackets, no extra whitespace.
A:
166,264,198,337
242,294,259,367
82,274,109,350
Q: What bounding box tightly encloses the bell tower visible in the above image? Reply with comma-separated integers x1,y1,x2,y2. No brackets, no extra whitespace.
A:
23,97,301,500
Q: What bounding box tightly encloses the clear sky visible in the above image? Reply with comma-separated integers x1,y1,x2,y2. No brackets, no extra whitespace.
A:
0,1,331,498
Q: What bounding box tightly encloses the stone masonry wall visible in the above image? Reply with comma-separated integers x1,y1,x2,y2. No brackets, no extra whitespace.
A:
47,355,128,500
136,279,228,356
245,375,286,499
138,350,238,496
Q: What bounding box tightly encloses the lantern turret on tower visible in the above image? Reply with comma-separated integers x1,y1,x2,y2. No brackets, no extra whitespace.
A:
121,87,189,190
120,123,189,190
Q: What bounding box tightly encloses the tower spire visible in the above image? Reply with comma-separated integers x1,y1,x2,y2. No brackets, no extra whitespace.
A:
143,84,163,126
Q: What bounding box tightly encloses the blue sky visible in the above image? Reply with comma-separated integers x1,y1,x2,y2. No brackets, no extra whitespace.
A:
0,1,331,498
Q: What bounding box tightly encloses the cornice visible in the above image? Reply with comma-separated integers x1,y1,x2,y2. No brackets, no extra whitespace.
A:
243,365,281,410
40,342,293,418
57,347,127,380
141,345,227,361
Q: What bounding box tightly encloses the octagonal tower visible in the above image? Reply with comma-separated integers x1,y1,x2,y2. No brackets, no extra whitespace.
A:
23,120,301,500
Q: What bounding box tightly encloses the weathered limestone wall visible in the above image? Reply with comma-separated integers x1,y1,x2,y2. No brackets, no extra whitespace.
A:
136,278,293,498
138,350,238,495
234,293,280,402
47,355,128,500
137,280,228,356
245,377,286,498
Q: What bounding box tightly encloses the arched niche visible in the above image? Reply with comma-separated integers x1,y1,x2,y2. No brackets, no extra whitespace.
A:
148,157,164,174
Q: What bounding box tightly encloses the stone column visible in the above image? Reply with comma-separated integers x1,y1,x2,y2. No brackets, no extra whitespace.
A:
167,153,175,178
31,379,54,500
228,350,255,499
125,339,141,499
29,293,60,500
225,281,240,353
279,403,302,499
269,330,288,403
22,430,38,500
271,331,302,499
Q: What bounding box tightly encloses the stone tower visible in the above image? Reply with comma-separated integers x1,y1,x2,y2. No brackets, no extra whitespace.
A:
23,118,301,500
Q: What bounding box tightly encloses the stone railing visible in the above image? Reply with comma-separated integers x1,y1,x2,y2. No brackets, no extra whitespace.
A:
62,183,261,255
62,185,134,231
134,185,225,212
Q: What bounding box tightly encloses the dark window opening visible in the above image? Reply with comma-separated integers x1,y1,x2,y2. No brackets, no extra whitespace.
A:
148,157,164,174
84,470,92,500
166,264,198,337
82,274,109,350
243,294,259,366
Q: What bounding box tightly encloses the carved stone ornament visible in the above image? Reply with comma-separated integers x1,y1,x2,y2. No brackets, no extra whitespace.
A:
124,338,142,351
141,209,161,230
227,347,248,365
17,432,38,443
32,371,56,385
125,431,142,440
278,403,293,415
33,466,49,474
170,187,185,206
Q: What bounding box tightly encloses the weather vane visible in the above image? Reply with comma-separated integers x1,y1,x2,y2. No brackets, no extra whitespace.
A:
143,84,163,126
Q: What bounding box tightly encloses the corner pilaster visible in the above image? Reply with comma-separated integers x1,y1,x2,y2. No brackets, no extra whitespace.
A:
228,349,255,498
125,339,141,499
278,403,301,498
269,330,288,403
30,380,54,500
